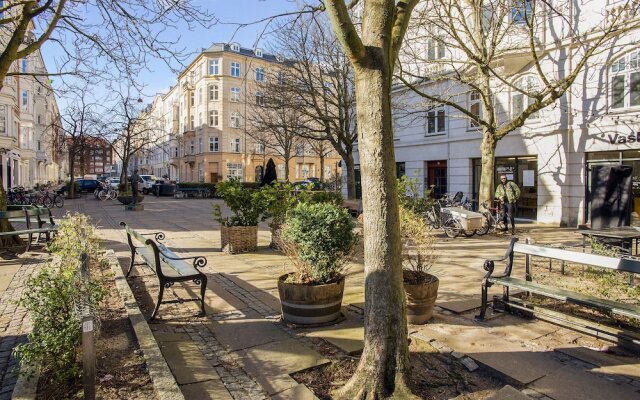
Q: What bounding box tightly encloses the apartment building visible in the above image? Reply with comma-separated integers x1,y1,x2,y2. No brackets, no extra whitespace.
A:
0,46,62,189
349,0,640,226
67,136,114,176
133,43,341,183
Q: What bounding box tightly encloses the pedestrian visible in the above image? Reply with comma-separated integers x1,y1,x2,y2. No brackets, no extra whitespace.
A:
129,169,140,205
494,174,521,235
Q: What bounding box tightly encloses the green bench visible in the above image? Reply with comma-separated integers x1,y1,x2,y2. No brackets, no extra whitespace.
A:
0,206,59,251
120,222,208,319
477,237,640,347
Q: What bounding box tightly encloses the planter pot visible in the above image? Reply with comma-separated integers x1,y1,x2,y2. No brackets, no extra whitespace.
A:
221,225,258,253
404,272,439,324
117,195,144,205
277,273,345,325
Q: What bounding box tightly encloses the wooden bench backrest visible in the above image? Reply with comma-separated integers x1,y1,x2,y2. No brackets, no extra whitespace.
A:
0,209,29,219
513,242,640,274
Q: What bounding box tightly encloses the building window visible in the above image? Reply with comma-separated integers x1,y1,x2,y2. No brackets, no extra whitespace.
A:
37,115,41,125
255,91,264,106
512,75,540,118
198,87,202,104
198,162,204,182
190,115,194,130
190,141,195,154
226,162,243,181
0,105,6,135
256,67,264,81
209,110,219,126
231,62,240,77
209,137,219,152
468,91,481,128
198,137,203,153
611,50,640,109
296,144,304,156
255,48,263,58
512,0,533,23
277,71,285,86
208,84,219,101
21,58,27,73
426,106,446,135
21,90,28,112
255,143,265,154
209,59,220,75
190,92,194,106
230,112,241,128
231,138,241,153
199,112,203,127
230,43,240,52
230,87,240,102
427,38,445,60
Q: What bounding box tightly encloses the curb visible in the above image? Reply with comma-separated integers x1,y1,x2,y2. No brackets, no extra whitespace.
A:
11,367,38,400
106,250,185,400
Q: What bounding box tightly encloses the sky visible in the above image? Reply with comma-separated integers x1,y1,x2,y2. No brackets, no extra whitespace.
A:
41,0,306,112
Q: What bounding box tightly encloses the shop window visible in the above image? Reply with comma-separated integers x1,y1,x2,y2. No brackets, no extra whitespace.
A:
610,50,640,109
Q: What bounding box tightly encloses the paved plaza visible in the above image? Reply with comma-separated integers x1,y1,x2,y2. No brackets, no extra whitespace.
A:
1,195,639,399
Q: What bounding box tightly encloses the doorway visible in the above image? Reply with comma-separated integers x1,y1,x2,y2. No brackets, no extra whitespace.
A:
425,160,447,198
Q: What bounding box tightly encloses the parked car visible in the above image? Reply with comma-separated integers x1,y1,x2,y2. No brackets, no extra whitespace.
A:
76,178,99,193
108,178,120,190
293,178,322,190
140,175,157,194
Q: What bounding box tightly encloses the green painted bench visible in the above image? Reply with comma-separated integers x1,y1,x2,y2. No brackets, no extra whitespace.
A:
477,237,640,347
0,206,58,251
120,221,208,319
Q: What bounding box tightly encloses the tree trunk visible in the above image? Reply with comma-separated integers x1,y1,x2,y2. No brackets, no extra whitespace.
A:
345,152,357,199
478,130,497,210
0,185,21,247
336,66,414,400
319,153,325,182
69,157,76,199
284,159,290,182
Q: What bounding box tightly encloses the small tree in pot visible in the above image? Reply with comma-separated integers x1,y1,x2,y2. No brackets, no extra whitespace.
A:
213,179,269,253
400,206,440,324
278,202,359,325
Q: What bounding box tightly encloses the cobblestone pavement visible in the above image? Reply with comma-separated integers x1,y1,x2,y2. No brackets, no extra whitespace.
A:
56,196,640,400
0,253,45,400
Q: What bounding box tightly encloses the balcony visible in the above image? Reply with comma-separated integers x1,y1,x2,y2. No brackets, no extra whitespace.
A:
183,154,195,164
0,135,17,150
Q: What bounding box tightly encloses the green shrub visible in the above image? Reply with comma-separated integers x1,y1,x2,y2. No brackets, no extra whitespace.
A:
14,213,106,384
213,178,269,226
397,176,435,215
298,190,344,206
282,202,358,284
176,182,217,197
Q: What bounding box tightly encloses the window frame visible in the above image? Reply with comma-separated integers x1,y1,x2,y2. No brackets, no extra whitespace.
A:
209,110,219,127
209,137,219,152
231,62,241,77
230,87,240,102
230,112,241,128
208,84,219,101
468,91,482,129
255,67,264,81
208,59,220,75
426,105,447,136
610,50,640,110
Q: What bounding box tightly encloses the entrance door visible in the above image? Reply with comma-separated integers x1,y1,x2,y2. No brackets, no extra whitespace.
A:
426,160,447,198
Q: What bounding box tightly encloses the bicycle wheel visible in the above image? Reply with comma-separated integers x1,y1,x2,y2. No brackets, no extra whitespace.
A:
98,190,108,201
41,196,53,208
462,229,476,237
108,189,118,200
54,195,64,208
443,218,461,238
476,213,491,236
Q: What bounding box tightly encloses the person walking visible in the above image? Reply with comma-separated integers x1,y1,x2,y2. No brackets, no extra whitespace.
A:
494,174,521,235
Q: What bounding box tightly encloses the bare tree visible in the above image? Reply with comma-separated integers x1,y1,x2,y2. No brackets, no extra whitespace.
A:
397,0,639,207
324,1,420,398
266,15,358,197
307,139,333,182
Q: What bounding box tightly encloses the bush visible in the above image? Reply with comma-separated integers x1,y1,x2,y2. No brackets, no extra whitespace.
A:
400,206,439,284
213,178,269,226
397,176,435,215
282,202,359,284
14,213,107,384
65,181,80,195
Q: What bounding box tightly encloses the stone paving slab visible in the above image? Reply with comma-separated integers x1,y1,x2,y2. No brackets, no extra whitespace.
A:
159,340,215,385
489,385,532,400
271,383,319,400
207,317,292,351
303,320,365,355
471,350,566,385
436,297,482,313
530,365,640,400
179,379,233,400
0,264,21,293
555,346,635,368
250,289,281,313
240,338,329,396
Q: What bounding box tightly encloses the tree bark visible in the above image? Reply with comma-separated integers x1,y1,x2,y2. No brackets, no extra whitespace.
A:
478,130,497,209
69,156,76,199
345,152,357,199
335,52,415,400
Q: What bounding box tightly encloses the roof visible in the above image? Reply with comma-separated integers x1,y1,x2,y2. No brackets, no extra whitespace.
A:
203,42,281,63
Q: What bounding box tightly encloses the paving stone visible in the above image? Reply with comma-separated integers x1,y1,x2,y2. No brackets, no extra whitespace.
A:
462,357,479,372
159,340,215,385
271,384,318,400
304,322,364,355
207,317,291,351
471,350,565,385
530,365,640,400
179,379,234,400
154,332,192,343
436,297,482,313
489,385,532,399
556,346,640,381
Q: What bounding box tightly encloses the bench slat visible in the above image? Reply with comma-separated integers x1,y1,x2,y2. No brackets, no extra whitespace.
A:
490,276,640,319
514,243,640,274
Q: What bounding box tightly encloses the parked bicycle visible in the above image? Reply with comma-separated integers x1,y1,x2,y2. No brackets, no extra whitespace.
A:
94,181,118,201
475,200,508,236
423,199,468,238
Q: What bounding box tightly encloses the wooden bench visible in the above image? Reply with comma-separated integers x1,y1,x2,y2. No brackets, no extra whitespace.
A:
174,186,208,198
0,206,58,251
343,199,362,217
120,222,208,319
476,237,640,347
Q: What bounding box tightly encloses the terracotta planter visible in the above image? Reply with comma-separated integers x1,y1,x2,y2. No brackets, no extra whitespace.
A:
221,225,258,254
277,273,345,325
117,195,144,205
404,272,439,324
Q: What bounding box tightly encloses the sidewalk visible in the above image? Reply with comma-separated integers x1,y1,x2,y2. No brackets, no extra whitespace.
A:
60,196,640,399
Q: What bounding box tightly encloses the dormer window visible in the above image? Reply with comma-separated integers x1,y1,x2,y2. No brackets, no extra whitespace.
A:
255,48,263,58
230,43,240,52
276,55,284,63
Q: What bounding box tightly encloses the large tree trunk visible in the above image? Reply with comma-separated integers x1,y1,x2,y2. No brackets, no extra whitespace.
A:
284,159,290,182
336,61,414,400
345,152,357,199
68,157,76,199
319,153,325,182
478,130,497,210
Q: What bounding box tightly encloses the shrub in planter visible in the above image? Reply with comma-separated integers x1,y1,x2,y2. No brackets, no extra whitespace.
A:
400,206,440,324
277,202,359,324
213,179,269,253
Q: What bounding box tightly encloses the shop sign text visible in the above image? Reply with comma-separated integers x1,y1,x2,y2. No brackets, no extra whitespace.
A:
607,132,640,144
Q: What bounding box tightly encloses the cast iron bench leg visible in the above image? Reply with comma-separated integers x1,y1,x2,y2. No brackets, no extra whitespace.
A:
126,248,136,277
151,283,165,320
476,280,489,321
199,275,207,316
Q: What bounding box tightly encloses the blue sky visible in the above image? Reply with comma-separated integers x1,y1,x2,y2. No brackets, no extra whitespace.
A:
41,0,305,110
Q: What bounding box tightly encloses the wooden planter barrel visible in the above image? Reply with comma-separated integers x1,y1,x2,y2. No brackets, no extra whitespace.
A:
404,274,439,324
221,225,258,254
277,273,345,325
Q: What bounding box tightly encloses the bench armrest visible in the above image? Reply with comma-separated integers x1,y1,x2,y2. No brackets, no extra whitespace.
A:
482,237,519,280
158,249,207,269
140,231,166,242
